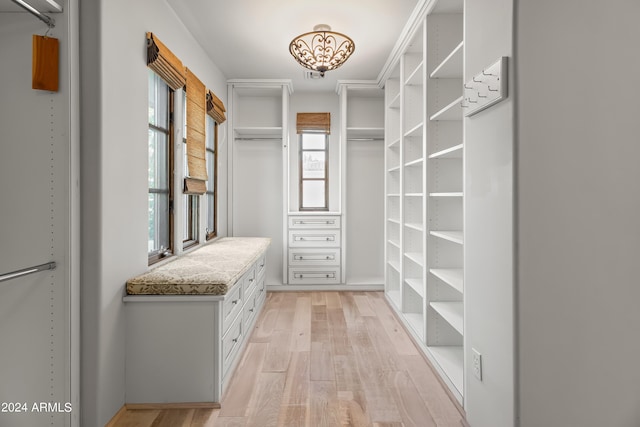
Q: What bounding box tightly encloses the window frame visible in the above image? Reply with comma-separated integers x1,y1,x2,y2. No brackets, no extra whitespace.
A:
206,116,218,240
182,92,199,250
298,132,329,211
148,71,175,265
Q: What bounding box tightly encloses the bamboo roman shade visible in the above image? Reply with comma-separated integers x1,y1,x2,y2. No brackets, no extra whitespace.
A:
206,90,226,124
185,68,207,194
296,112,331,134
146,32,186,90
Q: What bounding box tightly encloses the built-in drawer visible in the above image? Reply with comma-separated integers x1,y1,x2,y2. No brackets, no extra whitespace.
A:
242,265,257,298
289,215,341,229
288,248,340,266
221,312,243,379
288,267,341,285
256,254,266,279
243,287,258,330
222,283,242,333
288,230,341,247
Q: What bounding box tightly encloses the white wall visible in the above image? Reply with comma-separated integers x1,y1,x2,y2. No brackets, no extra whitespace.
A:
80,0,228,424
516,1,640,426
463,0,515,426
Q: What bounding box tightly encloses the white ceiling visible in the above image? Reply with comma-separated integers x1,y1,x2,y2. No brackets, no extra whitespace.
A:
1,0,420,92
166,0,420,92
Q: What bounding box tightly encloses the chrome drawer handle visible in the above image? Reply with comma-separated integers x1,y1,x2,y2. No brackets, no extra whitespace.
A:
249,308,254,312
232,299,239,305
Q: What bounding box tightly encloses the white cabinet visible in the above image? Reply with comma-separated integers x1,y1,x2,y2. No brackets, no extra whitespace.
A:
383,0,465,403
124,249,268,404
287,213,342,285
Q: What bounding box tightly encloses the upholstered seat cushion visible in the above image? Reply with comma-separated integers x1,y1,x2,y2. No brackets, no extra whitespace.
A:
126,237,271,295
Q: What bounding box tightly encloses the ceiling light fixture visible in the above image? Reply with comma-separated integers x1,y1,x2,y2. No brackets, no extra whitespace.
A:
289,24,355,77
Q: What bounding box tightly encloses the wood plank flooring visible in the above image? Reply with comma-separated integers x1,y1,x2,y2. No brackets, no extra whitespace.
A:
111,292,464,426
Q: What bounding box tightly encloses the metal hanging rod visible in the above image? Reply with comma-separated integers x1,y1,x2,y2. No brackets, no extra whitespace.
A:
347,138,385,141
10,0,56,28
0,262,57,283
235,137,283,141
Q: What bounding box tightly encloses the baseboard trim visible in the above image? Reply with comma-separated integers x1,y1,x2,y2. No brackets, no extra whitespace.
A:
267,284,384,292
125,402,221,410
104,405,127,427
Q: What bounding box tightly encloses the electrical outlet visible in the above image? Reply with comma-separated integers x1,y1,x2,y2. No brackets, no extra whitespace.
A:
472,348,483,381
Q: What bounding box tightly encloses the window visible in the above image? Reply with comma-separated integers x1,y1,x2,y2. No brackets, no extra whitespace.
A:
182,93,199,250
299,132,329,210
205,115,217,240
148,70,174,263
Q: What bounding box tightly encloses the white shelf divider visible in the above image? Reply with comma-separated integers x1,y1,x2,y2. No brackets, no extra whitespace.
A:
428,345,463,394
430,268,463,294
429,96,464,121
404,278,425,298
430,301,463,334
430,230,464,245
404,252,425,267
429,41,464,79
429,144,463,159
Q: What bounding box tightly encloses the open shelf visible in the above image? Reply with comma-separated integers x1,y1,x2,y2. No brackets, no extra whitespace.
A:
430,268,463,294
428,345,463,394
388,239,401,249
430,302,463,334
404,312,425,338
347,127,385,140
405,158,424,168
388,138,401,148
404,252,424,267
429,192,463,197
404,122,424,138
388,260,401,273
404,222,423,232
430,230,464,245
430,41,463,79
405,60,425,86
388,92,401,109
404,278,425,298
234,126,283,138
429,144,463,159
386,289,401,309
430,96,464,121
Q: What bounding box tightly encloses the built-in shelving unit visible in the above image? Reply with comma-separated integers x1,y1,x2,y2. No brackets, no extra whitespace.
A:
338,82,385,286
383,0,464,404
227,80,293,286
425,0,464,402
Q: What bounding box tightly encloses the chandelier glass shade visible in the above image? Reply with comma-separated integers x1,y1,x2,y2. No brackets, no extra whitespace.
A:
289,24,355,76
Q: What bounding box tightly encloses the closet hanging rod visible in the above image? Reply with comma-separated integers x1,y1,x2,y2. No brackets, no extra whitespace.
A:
0,261,57,283
235,137,283,141
347,138,384,141
10,0,56,27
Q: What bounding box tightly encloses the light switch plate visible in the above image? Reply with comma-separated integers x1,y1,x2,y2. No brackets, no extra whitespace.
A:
472,348,483,381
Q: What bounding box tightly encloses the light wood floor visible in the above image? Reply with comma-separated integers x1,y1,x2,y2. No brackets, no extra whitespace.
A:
111,291,465,426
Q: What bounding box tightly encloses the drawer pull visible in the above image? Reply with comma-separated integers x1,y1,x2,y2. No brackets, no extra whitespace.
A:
232,337,239,343
294,254,335,261
294,236,335,242
294,220,334,225
249,278,254,283
294,272,336,279
232,299,239,305
259,263,264,268
249,308,255,312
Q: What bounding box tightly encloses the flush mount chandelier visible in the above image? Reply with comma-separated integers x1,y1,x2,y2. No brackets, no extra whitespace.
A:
289,24,355,77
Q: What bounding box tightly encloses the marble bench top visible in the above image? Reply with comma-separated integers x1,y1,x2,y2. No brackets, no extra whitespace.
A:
126,237,271,296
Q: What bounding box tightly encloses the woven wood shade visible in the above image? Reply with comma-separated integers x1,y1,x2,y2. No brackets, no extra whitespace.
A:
32,35,58,92
184,177,207,195
146,32,186,90
185,68,207,193
206,90,226,124
296,112,331,134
